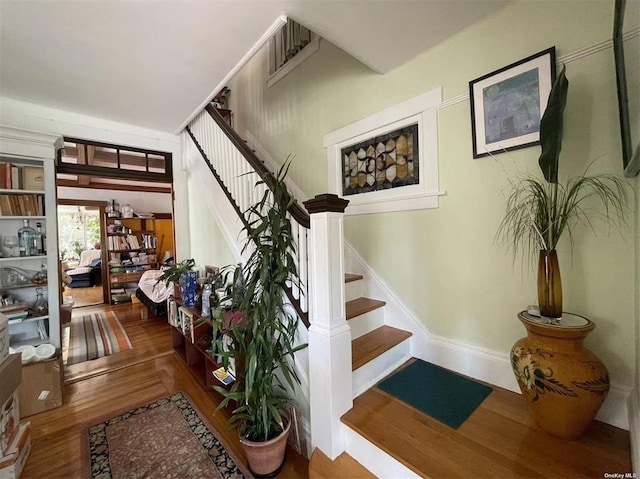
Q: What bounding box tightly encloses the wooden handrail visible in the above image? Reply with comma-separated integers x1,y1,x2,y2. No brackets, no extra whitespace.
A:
205,105,311,229
186,118,310,328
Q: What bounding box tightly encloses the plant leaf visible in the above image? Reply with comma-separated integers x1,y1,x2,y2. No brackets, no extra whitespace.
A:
539,64,569,183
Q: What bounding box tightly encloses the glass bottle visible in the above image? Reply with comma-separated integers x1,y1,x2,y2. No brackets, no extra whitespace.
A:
35,222,45,255
18,220,36,257
32,287,48,316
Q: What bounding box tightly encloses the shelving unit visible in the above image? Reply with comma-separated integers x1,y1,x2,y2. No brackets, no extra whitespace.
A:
105,215,157,304
168,298,237,414
0,127,62,355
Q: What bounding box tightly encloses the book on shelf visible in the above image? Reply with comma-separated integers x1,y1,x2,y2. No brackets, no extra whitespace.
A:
0,194,43,216
212,366,235,386
0,163,44,190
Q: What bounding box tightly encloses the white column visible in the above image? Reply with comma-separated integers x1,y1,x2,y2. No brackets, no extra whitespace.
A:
304,194,351,460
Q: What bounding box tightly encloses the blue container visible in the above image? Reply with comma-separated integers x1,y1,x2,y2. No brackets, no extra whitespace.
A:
180,270,199,307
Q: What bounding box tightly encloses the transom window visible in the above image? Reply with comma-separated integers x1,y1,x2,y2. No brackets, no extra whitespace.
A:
57,138,172,183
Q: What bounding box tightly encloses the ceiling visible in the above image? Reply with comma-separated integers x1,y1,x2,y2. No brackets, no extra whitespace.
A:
0,0,510,134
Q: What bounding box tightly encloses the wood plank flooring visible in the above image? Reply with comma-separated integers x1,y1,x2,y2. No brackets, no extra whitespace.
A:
62,285,104,308
309,450,375,478
22,303,308,478
63,303,173,383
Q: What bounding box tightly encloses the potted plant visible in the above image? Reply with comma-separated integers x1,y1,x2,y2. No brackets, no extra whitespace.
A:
210,162,307,476
497,65,631,439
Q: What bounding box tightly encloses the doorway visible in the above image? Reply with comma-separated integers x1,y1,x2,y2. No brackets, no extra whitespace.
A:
57,200,107,308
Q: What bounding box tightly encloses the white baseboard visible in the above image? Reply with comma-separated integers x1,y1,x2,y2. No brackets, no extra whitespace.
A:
343,241,631,431
629,388,639,473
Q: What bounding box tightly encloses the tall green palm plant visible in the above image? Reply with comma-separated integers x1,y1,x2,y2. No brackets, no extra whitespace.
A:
211,160,307,442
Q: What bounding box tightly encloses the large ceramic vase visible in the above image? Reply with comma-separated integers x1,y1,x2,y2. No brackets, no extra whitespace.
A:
240,419,290,478
538,249,562,318
511,312,609,439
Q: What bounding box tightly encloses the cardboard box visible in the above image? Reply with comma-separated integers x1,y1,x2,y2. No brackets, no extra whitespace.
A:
0,316,8,366
17,356,62,418
0,422,31,479
0,355,22,407
0,393,19,455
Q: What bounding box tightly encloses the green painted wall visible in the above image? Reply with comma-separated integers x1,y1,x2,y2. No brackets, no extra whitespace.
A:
227,1,639,387
186,172,236,270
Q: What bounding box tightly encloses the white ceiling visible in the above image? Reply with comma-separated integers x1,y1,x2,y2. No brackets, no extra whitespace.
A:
0,1,510,133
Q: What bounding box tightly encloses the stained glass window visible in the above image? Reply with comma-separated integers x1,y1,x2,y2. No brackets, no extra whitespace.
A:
341,124,419,196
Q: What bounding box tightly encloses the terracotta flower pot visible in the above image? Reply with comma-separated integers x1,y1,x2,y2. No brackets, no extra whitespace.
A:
511,311,609,439
240,419,290,478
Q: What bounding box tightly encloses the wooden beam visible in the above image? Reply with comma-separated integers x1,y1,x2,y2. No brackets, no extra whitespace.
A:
56,178,172,194
61,146,165,169
76,144,92,185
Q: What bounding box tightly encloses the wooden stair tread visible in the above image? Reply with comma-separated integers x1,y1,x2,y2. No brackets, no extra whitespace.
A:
345,273,364,283
341,380,631,478
309,449,375,478
346,297,385,320
351,325,411,371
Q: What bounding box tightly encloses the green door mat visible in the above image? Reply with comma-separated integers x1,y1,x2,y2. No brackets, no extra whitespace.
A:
377,359,492,429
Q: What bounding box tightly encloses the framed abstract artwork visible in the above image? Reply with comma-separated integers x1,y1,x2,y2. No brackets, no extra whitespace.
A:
469,47,556,159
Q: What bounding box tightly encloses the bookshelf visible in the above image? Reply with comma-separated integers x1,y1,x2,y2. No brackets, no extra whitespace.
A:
167,297,237,413
0,127,62,356
105,215,157,304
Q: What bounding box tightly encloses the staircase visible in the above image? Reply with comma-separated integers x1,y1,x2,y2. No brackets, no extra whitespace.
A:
184,105,423,477
182,105,635,479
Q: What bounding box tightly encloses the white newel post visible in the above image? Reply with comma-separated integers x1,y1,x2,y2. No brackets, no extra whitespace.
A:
303,194,351,460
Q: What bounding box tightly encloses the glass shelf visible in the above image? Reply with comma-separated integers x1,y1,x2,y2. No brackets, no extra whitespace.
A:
0,216,46,220
0,255,48,263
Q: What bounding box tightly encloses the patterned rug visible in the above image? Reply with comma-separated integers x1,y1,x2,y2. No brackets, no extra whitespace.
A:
87,392,246,479
66,312,132,366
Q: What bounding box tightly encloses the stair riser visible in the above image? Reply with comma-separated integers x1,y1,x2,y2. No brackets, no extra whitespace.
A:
348,308,385,340
352,339,411,398
343,426,420,479
345,280,363,302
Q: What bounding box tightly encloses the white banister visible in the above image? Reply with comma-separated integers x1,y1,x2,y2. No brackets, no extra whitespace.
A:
187,108,311,318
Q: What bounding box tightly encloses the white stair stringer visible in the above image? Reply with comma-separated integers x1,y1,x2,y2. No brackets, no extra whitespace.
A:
352,337,411,398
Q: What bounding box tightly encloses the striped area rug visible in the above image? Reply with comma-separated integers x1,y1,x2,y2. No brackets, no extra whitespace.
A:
66,312,132,366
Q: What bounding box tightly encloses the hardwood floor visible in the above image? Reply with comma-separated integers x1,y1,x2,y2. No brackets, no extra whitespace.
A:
63,303,173,384
18,304,633,479
22,303,308,478
62,284,104,308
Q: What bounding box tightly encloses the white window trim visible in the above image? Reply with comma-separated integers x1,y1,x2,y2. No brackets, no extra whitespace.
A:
266,35,320,88
323,87,445,215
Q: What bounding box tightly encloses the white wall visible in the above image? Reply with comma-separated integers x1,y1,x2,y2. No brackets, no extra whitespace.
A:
226,0,639,391
0,97,189,259
58,187,172,213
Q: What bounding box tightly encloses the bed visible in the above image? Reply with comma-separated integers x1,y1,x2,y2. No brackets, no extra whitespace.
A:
135,269,173,316
66,250,102,288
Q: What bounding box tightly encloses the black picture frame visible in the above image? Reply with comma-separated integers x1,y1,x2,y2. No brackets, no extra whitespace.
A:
613,0,640,177
469,47,556,159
